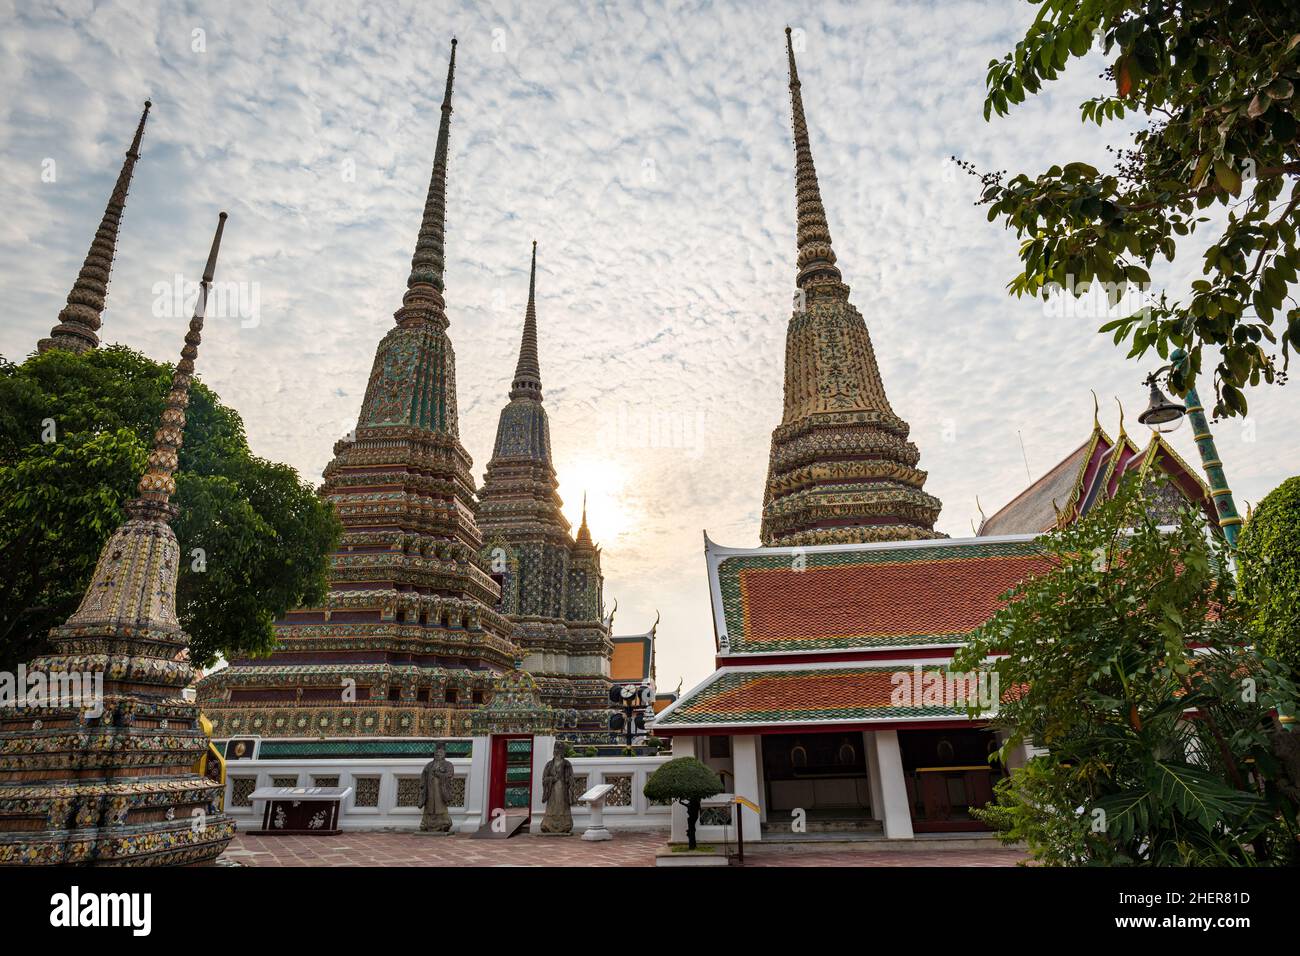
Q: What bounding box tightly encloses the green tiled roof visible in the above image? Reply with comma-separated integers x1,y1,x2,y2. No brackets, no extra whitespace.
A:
715,537,1049,654
654,665,976,729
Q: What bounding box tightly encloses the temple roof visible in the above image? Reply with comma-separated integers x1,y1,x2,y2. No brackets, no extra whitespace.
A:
652,662,970,730
978,415,1215,536
978,434,1104,536
705,532,1050,657
610,615,659,682
611,637,652,682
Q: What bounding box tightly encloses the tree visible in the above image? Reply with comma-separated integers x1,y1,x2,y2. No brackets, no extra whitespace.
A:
961,0,1300,418
952,479,1300,865
643,756,722,850
1237,475,1300,674
0,346,340,671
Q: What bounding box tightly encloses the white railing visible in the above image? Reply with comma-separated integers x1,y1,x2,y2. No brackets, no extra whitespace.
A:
220,751,671,833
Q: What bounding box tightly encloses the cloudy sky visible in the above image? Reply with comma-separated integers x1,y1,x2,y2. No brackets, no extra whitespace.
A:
3,0,1296,691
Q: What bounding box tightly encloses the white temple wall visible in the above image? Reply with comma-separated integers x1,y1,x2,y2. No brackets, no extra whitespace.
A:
220,751,671,834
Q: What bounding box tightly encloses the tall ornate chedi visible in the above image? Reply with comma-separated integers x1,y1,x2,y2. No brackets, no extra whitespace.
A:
39,100,152,355
477,244,613,733
0,213,235,866
199,41,539,742
760,30,942,546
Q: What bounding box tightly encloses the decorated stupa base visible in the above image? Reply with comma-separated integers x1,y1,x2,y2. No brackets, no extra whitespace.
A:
0,512,234,866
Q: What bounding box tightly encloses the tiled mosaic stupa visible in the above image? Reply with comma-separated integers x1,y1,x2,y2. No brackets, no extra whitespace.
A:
0,214,236,866
760,29,943,547
477,243,614,734
38,100,151,355
199,40,550,743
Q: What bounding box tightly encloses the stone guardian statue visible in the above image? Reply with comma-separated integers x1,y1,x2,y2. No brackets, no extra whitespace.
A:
539,741,576,835
418,745,454,833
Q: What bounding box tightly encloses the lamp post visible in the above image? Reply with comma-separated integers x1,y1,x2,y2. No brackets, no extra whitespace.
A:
1139,354,1295,736
609,683,651,748
1137,348,1243,546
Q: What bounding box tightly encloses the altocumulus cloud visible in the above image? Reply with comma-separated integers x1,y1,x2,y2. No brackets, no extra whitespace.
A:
2,0,1295,687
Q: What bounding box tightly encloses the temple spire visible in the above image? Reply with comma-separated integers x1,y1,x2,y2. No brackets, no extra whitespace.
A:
133,211,227,518
576,493,593,546
785,28,845,299
761,29,942,547
39,100,152,354
511,240,542,399
397,39,457,329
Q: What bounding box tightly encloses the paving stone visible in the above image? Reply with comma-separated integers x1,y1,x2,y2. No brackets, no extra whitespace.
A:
223,830,1028,867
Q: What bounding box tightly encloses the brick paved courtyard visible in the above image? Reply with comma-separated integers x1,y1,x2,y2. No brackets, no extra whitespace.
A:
221,830,1029,867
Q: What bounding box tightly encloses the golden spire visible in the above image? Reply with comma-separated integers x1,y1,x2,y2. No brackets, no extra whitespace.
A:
785,27,845,300
133,212,227,517
761,29,943,547
40,100,152,354
397,38,457,329
511,240,542,399
576,492,593,546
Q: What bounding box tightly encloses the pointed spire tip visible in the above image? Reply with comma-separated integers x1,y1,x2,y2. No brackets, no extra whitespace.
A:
39,96,153,354
201,211,229,283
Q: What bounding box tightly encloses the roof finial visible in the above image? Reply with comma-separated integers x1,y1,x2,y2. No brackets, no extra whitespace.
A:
397,38,457,329
39,99,152,355
511,239,542,398
1114,395,1127,436
1091,389,1101,430
784,28,845,299
132,211,227,518
576,492,593,546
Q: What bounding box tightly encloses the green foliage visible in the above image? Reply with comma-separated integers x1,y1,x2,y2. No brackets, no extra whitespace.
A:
0,346,341,670
953,478,1300,865
970,0,1300,417
1237,475,1300,673
643,757,723,802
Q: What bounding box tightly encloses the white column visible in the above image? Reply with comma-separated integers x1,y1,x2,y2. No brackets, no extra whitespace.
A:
864,731,885,822
669,735,697,844
461,735,491,833
873,729,914,839
529,736,555,833
732,734,762,842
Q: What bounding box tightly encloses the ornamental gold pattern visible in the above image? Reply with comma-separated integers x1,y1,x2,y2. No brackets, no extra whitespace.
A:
760,30,943,547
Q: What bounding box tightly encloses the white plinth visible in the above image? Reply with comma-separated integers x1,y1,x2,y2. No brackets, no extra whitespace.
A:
579,783,616,841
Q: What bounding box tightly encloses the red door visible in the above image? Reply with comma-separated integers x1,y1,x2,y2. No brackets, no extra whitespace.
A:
487,734,534,823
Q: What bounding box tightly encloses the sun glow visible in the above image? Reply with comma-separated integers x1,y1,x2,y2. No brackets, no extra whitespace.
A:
558,456,637,546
